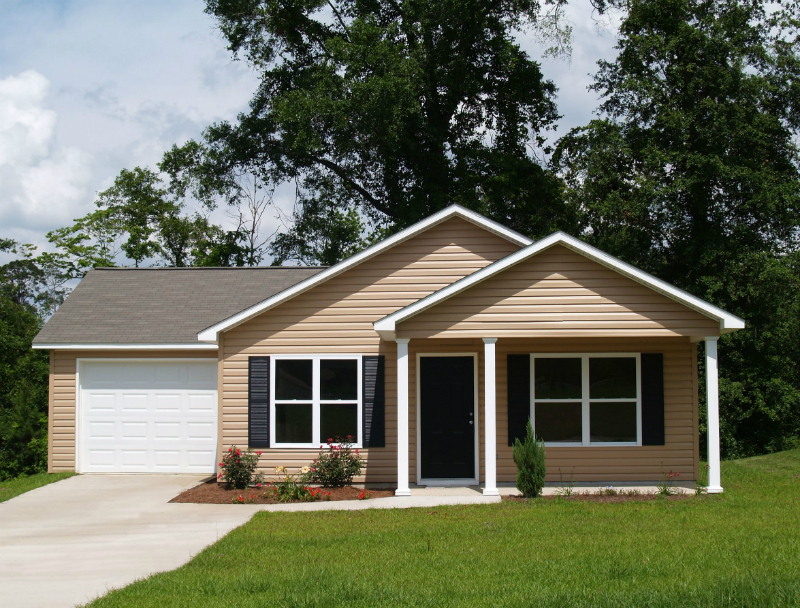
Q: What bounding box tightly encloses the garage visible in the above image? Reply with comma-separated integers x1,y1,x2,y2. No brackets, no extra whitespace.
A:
78,360,218,473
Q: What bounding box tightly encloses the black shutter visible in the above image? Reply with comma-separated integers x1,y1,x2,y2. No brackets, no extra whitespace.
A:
362,356,386,448
507,354,530,446
641,353,665,446
248,356,271,448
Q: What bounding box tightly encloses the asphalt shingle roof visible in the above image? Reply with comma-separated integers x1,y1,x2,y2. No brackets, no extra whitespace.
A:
33,266,325,346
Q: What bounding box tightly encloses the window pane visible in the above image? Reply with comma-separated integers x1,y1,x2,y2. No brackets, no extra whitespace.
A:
320,359,358,400
590,401,637,442
320,403,358,443
275,360,313,400
534,402,582,443
589,357,636,399
535,358,582,399
275,403,313,443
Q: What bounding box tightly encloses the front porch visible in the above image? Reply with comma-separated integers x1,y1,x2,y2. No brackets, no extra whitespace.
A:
390,336,722,497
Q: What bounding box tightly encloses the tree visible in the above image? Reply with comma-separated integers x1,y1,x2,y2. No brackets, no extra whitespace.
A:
0,241,50,480
553,0,800,457
194,0,576,263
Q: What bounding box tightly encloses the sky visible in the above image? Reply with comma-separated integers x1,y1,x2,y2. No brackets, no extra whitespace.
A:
0,0,620,259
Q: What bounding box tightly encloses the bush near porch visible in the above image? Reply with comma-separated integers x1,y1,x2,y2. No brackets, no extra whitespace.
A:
86,450,800,608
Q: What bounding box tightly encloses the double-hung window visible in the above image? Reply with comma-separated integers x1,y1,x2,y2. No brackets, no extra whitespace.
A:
531,353,641,446
271,355,362,447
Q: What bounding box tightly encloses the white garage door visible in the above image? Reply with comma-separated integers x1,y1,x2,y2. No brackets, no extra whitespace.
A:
79,360,218,473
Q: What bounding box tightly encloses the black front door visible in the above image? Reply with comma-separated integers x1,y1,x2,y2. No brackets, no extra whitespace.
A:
420,356,475,479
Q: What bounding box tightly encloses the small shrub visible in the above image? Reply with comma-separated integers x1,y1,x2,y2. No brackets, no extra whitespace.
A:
512,420,546,498
267,466,331,502
598,486,618,496
307,436,363,488
217,446,263,490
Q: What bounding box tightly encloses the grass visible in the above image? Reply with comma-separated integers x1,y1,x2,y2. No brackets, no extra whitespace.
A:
0,471,76,503
87,451,800,608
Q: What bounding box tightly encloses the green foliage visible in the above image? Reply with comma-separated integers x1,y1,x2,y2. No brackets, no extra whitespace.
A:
217,446,263,490
307,436,363,488
85,450,800,607
0,248,50,481
553,0,800,458
512,419,546,498
196,0,577,263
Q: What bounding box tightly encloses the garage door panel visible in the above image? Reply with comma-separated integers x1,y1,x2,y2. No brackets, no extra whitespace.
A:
187,393,215,412
80,361,218,474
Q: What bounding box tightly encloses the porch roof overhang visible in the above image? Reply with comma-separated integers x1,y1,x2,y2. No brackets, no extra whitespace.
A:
373,231,745,338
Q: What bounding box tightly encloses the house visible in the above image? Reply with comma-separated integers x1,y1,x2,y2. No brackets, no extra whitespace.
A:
33,205,743,495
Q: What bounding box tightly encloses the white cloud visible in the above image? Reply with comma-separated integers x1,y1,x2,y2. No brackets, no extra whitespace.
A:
0,70,93,234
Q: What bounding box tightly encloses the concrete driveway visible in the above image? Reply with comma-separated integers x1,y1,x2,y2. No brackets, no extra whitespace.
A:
0,475,258,608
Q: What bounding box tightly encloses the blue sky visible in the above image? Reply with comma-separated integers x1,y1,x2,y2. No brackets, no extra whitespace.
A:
0,0,619,254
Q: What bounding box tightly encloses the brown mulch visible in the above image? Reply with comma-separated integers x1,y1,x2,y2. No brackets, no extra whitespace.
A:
503,492,695,503
170,479,396,504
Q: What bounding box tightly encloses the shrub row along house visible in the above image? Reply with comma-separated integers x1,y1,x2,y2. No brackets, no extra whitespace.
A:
33,206,743,494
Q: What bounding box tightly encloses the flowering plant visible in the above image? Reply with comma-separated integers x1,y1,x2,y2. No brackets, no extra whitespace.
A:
233,493,258,504
268,466,332,502
217,446,263,490
657,468,680,496
307,435,363,488
358,490,370,500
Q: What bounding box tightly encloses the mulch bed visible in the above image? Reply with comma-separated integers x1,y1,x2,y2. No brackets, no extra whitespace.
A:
170,479,395,504
502,493,695,503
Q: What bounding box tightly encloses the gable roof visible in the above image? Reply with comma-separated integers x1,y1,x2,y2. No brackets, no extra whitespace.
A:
32,266,325,349
373,231,745,338
196,205,533,342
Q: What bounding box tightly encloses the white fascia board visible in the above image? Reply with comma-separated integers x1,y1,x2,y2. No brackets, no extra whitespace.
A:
197,204,533,343
32,343,218,351
375,231,745,333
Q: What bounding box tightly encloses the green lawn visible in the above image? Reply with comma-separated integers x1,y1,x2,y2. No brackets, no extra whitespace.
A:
0,471,76,503
88,452,800,608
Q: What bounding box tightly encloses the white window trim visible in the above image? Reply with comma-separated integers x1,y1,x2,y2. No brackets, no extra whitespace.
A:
529,353,642,447
269,354,363,449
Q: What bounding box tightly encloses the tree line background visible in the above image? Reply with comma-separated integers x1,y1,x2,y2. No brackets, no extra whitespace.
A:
2,0,799,479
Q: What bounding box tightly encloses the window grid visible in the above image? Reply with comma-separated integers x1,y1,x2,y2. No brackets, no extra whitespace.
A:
270,355,362,448
530,353,642,447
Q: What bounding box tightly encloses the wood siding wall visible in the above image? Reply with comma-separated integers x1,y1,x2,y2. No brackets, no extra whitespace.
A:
400,245,720,339
222,217,521,483
48,349,217,472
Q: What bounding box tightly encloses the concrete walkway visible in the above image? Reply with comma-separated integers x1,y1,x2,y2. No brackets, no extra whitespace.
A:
0,475,500,608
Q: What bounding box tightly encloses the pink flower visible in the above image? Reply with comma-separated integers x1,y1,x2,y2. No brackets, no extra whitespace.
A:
218,462,223,467
355,449,359,455
228,447,232,452
257,483,262,488
257,451,262,456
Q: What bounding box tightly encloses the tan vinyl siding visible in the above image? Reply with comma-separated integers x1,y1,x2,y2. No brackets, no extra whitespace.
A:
48,349,217,473
407,337,697,484
222,217,522,483
494,338,699,482
399,245,721,339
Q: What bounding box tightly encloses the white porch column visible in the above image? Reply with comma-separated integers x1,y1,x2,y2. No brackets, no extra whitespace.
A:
483,338,499,496
705,336,723,494
395,338,411,496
